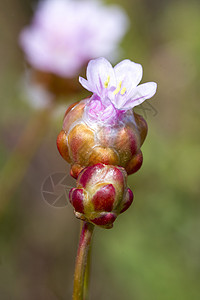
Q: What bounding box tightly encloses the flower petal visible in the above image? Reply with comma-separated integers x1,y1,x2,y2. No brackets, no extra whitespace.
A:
79,77,93,93
114,59,143,90
121,82,157,110
82,57,116,97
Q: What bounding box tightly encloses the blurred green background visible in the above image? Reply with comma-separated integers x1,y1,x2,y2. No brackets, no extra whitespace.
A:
0,0,200,299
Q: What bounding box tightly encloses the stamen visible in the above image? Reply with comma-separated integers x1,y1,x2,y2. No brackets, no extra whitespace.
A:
120,87,126,95
113,81,122,95
104,76,110,88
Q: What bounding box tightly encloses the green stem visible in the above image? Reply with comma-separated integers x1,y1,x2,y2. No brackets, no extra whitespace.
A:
78,221,92,300
83,238,92,300
73,221,94,300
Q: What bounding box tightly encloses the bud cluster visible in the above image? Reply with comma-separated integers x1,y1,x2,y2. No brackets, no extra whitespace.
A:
57,57,157,228
57,99,147,179
57,99,146,228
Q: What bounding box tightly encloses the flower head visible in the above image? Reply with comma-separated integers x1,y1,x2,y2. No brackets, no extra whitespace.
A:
57,100,147,178
69,163,133,228
79,57,157,111
19,0,128,78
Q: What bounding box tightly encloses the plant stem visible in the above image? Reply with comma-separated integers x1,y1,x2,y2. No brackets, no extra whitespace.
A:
73,221,94,300
83,238,92,300
78,221,92,300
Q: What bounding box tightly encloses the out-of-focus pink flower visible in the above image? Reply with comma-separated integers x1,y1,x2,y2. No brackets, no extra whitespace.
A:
19,0,129,78
79,57,157,113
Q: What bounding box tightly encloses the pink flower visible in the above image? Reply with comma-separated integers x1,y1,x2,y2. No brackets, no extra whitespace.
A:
19,0,129,78
79,57,157,110
84,94,117,126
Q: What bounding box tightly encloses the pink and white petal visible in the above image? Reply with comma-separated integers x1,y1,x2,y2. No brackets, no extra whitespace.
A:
86,57,116,97
79,77,93,93
121,82,157,110
110,93,124,110
114,59,143,90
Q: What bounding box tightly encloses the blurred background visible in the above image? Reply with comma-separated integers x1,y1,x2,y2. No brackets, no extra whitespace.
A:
0,0,200,299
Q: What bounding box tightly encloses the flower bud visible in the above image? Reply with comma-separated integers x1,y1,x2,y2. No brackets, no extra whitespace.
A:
57,100,147,178
69,163,133,229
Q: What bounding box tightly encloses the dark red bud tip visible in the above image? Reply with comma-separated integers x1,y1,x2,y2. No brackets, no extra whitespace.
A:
91,213,117,228
120,188,134,214
69,188,84,213
78,163,105,188
92,184,115,212
126,150,143,175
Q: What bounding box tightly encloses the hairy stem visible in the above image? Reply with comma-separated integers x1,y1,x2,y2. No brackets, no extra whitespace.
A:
73,221,94,300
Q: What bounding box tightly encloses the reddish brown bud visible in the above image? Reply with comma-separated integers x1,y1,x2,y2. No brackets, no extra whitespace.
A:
126,150,143,175
134,113,148,146
69,164,133,229
57,100,148,178
56,130,71,163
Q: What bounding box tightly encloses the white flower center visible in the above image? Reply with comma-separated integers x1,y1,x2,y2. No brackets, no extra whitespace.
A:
104,76,127,96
